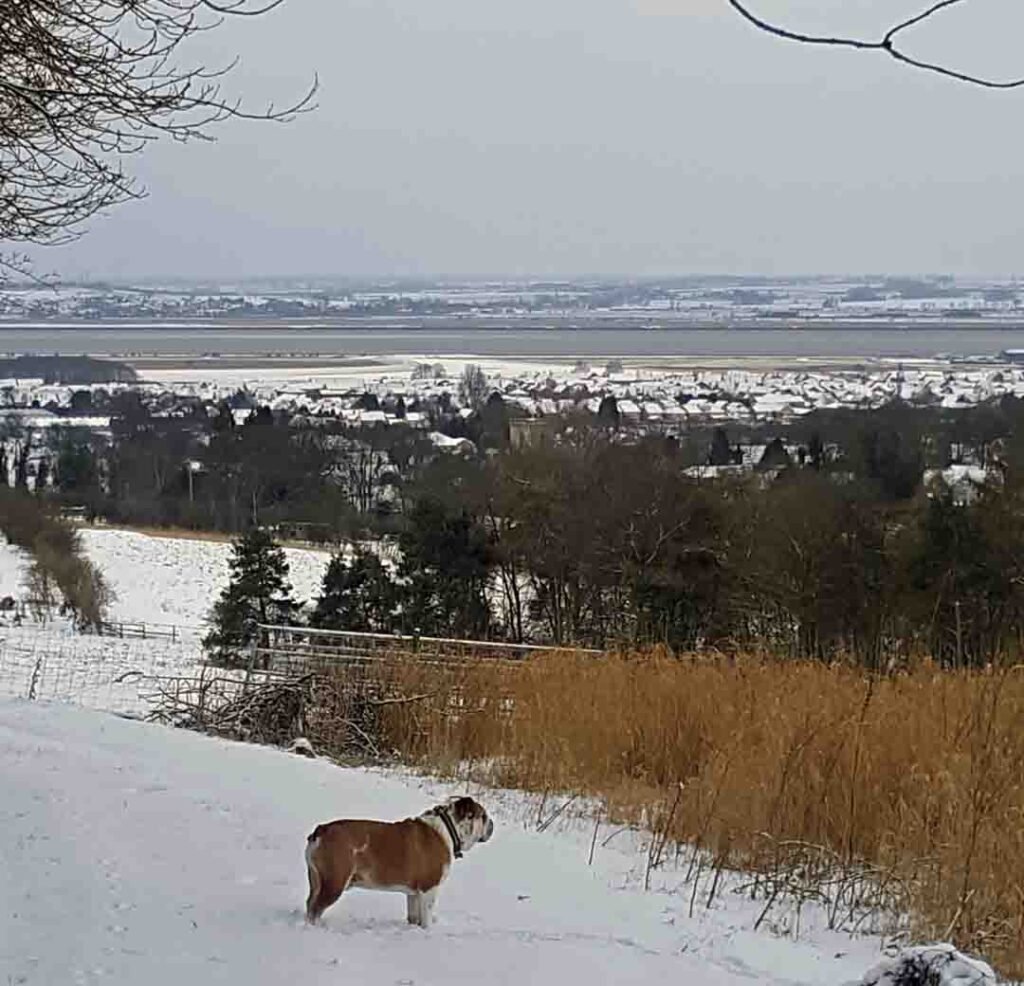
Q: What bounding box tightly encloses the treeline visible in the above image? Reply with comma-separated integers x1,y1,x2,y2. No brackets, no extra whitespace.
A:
0,355,136,385
18,381,516,533
0,489,110,627
188,392,1024,668
24,398,436,534
358,432,1024,667
15,383,1018,537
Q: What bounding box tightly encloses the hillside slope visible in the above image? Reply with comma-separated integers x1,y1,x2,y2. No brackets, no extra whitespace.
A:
0,700,886,985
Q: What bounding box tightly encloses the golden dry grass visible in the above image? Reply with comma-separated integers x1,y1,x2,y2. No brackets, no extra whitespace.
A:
343,653,1024,976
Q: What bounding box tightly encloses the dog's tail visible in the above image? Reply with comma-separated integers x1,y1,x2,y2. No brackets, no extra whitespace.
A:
305,825,324,873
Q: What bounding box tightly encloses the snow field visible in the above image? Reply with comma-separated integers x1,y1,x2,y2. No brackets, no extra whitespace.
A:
0,534,30,600
0,528,332,711
0,698,892,986
77,526,332,631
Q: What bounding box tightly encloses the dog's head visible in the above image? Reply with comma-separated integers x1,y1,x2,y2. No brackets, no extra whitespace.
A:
437,795,494,852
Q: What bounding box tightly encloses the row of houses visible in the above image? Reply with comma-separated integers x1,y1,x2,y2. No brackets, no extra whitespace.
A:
6,358,1024,450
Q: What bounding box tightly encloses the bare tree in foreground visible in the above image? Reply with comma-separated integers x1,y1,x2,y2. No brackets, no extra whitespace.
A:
727,0,1024,89
0,0,316,263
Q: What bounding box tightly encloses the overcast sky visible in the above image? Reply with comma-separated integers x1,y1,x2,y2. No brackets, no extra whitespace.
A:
33,0,1024,280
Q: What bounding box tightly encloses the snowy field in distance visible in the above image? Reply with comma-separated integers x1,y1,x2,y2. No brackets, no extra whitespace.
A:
0,698,892,986
0,528,332,710
78,526,332,631
0,533,30,600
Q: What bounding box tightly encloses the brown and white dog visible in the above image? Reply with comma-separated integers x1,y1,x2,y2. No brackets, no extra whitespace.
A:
304,796,494,928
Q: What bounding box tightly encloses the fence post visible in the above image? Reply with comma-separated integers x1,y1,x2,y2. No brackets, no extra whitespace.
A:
243,636,259,695
195,669,206,729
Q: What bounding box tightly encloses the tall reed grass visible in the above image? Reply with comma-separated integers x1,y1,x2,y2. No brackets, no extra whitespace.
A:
332,653,1024,976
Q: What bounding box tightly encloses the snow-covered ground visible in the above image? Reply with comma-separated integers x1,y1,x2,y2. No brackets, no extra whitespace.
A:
0,531,29,600
0,529,332,710
78,527,332,631
0,698,895,986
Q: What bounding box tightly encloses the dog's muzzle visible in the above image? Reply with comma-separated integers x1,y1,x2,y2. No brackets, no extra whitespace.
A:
482,817,494,843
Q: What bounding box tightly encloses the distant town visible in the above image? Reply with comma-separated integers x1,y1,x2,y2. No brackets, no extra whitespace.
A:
2,273,1024,324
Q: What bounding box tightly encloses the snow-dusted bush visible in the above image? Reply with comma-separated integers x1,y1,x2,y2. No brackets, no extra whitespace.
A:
0,490,111,628
857,944,995,986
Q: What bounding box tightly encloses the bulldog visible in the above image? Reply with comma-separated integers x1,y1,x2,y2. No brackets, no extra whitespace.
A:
304,795,494,928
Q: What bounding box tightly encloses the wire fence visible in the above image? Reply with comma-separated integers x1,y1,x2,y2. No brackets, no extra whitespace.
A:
0,619,598,723
97,620,184,642
253,624,597,675
0,620,206,716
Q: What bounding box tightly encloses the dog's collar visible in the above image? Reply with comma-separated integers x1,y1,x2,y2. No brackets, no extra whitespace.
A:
433,806,464,859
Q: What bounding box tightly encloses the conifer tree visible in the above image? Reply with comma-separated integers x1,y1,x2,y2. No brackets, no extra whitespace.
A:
203,527,297,666
311,548,397,633
397,498,493,638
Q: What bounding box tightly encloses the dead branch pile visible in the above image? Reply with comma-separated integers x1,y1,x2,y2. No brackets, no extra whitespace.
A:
301,663,445,761
146,671,315,748
143,663,436,761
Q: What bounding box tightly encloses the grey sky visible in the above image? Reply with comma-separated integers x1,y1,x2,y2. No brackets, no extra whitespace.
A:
35,0,1024,280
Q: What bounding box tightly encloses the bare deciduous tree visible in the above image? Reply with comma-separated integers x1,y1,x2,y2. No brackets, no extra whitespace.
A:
0,0,316,255
458,364,490,411
727,0,1024,89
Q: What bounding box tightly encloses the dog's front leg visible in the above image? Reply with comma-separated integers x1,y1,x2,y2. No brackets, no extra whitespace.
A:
406,890,437,928
418,888,438,928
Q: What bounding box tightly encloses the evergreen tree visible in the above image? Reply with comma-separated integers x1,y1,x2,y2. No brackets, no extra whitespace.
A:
54,438,100,496
202,527,297,666
478,392,510,449
597,394,620,430
69,390,95,415
311,548,397,632
211,401,235,435
397,497,493,638
708,427,733,466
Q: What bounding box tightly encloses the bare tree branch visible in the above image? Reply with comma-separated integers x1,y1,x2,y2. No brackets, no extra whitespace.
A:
0,0,318,246
0,251,57,288
726,0,1024,89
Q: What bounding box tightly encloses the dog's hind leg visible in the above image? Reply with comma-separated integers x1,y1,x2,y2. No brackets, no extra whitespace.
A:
304,860,323,925
307,872,349,925
305,839,352,925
